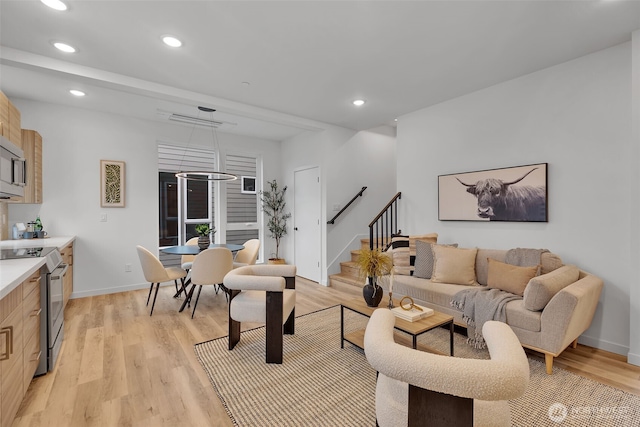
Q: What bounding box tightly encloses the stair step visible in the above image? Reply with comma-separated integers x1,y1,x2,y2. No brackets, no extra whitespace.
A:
340,261,361,279
329,273,363,293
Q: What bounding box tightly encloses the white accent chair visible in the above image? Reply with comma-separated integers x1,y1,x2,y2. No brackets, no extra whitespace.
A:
223,264,297,364
364,310,529,427
188,247,234,318
232,239,260,268
136,245,187,316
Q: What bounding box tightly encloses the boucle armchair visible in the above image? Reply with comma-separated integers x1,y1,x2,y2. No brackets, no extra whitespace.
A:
364,310,529,427
223,264,296,364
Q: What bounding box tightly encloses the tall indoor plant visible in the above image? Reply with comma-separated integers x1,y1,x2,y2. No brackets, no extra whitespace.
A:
357,247,393,307
260,179,291,263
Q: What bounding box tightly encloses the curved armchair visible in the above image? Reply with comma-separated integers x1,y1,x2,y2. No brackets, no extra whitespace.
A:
136,245,187,316
364,310,529,427
233,239,260,268
223,264,297,363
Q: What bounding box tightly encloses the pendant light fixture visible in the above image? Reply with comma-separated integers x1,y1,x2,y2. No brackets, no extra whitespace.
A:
175,106,238,182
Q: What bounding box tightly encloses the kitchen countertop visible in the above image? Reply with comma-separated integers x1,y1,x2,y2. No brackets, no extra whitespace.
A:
0,236,76,299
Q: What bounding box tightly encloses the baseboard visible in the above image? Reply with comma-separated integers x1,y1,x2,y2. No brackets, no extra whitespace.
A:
70,282,162,299
578,334,629,357
627,352,640,367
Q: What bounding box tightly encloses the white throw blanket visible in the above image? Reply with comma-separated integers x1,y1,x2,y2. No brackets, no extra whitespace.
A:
451,287,522,349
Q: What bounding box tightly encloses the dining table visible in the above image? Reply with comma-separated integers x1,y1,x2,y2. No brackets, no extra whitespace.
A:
160,243,245,312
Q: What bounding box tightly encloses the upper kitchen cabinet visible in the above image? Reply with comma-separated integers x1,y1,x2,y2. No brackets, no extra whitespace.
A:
0,92,21,148
20,130,43,204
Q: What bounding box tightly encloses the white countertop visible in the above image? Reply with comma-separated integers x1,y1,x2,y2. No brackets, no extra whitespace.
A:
0,236,76,299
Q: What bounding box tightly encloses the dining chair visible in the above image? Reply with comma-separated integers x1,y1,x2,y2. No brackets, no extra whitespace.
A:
233,239,260,268
136,245,187,316
224,264,297,363
188,247,234,318
176,237,199,298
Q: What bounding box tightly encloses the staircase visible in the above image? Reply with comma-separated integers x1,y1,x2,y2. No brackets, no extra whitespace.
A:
329,238,382,292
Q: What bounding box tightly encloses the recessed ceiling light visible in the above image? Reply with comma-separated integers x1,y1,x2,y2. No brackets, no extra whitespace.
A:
41,0,67,11
241,81,251,87
353,99,366,107
53,42,76,53
69,89,85,97
162,36,182,48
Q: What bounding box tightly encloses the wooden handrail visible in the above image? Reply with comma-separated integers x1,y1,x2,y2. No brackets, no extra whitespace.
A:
327,186,367,225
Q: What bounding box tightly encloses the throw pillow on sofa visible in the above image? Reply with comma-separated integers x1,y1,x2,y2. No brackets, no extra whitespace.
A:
414,241,458,279
390,233,438,276
523,264,580,311
431,245,478,286
486,258,539,296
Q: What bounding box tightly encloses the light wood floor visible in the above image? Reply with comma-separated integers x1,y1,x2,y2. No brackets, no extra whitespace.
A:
12,278,640,426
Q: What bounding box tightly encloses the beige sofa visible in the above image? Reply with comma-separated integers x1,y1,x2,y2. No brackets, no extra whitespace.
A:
386,235,604,374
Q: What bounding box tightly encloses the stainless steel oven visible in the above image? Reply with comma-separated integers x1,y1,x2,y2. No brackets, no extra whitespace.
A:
36,248,65,376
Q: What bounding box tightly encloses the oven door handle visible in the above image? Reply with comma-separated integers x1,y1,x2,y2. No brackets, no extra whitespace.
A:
50,263,68,280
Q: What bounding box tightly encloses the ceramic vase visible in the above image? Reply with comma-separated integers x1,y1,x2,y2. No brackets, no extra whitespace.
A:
363,277,383,307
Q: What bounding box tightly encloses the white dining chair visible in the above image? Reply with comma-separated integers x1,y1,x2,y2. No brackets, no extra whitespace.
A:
188,247,234,318
233,239,260,268
176,237,199,298
136,245,187,316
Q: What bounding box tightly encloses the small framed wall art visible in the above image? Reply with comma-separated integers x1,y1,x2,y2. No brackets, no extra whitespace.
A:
438,163,547,222
100,160,126,208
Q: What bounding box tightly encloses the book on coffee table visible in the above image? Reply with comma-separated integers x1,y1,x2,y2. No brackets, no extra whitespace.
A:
391,305,434,322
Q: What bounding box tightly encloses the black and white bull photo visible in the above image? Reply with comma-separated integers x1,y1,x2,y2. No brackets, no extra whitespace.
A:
455,167,546,221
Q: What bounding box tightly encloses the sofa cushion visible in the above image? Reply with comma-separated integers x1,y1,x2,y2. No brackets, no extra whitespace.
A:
392,275,477,309
541,252,563,274
523,265,580,311
414,241,458,279
390,233,438,276
475,249,507,286
505,299,541,332
486,258,538,296
431,246,478,286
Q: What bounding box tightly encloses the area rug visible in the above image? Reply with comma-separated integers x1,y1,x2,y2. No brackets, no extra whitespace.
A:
194,306,640,426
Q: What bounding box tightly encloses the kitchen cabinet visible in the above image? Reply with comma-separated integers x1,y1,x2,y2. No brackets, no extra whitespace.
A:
8,102,21,149
0,284,23,427
0,92,8,140
0,269,41,427
61,242,74,308
20,130,43,204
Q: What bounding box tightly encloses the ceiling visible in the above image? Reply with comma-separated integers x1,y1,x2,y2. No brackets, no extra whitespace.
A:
1,1,639,141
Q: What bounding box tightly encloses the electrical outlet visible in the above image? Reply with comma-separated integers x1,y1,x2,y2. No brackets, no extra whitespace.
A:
100,213,108,222
125,263,132,272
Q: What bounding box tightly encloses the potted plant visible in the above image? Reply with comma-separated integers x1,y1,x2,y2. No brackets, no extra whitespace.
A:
357,247,393,307
195,223,215,250
260,179,291,264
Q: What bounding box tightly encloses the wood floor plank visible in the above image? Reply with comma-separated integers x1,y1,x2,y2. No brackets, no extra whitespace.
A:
11,277,640,427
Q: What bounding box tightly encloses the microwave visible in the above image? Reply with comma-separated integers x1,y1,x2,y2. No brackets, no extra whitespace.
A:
0,135,26,198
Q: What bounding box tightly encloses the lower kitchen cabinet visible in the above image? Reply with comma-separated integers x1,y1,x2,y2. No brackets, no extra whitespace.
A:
0,269,42,427
61,242,74,307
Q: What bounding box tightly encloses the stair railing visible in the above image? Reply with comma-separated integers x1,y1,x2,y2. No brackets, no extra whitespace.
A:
369,192,402,250
327,186,367,225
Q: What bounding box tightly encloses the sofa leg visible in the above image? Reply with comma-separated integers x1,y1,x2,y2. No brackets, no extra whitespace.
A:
571,338,578,349
545,354,554,375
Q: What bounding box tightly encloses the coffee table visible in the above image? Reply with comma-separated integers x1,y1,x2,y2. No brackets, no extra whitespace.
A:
341,297,455,356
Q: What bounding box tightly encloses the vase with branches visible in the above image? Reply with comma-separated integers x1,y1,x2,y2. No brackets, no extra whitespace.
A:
260,179,291,263
356,247,393,307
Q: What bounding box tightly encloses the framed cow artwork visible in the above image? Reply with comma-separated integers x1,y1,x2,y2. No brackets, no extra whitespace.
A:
438,163,548,222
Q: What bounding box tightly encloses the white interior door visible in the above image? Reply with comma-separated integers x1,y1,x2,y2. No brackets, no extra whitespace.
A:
294,167,321,282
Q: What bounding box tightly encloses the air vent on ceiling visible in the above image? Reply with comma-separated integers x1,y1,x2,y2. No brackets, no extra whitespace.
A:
157,109,237,128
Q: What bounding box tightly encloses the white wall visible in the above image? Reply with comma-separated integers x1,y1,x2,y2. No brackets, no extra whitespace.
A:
397,42,633,357
9,99,282,298
281,125,397,285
